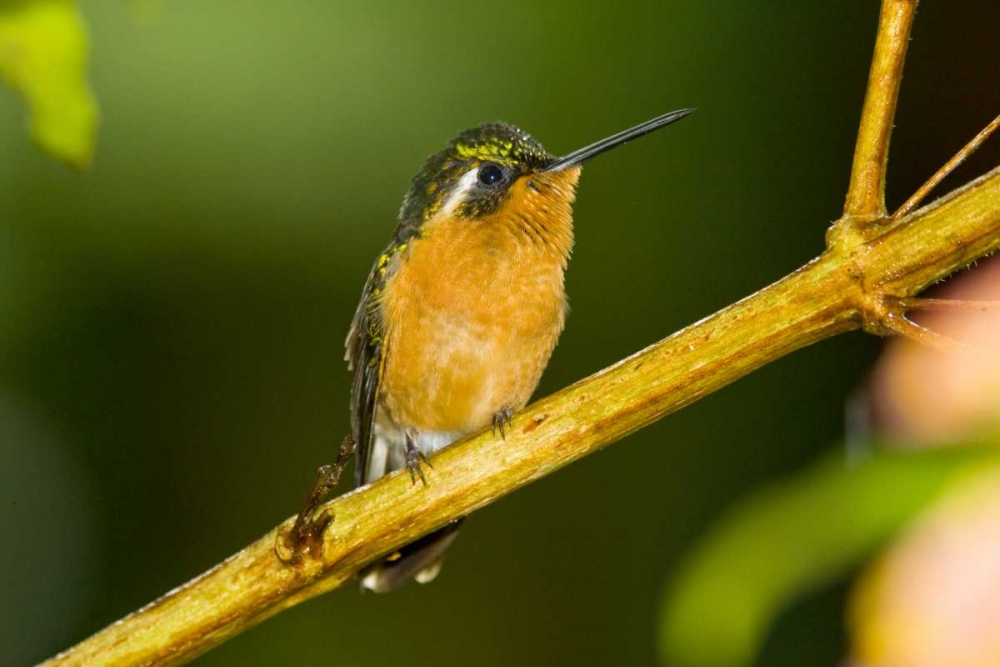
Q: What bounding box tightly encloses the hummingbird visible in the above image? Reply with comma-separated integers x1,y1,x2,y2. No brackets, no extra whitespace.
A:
343,109,694,592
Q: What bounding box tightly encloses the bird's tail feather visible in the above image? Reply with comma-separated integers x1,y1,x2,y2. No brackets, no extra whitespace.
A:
359,519,463,593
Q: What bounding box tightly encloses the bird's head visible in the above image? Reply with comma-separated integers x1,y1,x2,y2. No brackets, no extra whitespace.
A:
398,109,695,257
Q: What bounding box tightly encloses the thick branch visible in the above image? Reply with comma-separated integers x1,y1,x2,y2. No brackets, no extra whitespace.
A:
43,164,1000,667
843,0,918,218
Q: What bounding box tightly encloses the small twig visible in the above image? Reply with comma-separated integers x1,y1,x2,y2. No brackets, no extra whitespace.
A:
891,297,1000,313
877,296,1000,355
843,0,919,219
879,312,967,353
894,113,1000,218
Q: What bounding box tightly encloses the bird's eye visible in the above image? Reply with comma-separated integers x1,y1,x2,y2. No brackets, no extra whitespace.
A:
478,163,505,186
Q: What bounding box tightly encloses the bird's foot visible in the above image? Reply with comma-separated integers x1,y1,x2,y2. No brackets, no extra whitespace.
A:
492,407,514,440
406,439,432,487
276,434,356,565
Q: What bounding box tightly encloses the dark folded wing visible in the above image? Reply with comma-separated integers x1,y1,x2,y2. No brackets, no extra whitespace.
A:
345,252,391,485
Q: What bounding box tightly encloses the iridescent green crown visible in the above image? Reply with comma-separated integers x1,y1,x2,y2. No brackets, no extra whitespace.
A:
398,123,553,228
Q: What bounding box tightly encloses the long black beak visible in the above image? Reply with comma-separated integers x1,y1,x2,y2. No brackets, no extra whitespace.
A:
543,108,695,173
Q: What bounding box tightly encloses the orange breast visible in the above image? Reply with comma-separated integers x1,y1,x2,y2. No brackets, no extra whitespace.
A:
378,173,576,433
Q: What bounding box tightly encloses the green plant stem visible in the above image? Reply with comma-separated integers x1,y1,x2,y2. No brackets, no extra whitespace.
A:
843,0,918,219
42,163,1000,667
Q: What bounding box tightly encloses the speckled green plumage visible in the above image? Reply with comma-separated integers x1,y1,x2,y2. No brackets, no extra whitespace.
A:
397,122,554,233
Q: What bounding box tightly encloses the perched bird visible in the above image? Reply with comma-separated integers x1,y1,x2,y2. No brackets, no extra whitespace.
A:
346,109,694,592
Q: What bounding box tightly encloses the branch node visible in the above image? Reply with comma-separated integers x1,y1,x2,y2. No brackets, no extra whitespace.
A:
826,215,879,254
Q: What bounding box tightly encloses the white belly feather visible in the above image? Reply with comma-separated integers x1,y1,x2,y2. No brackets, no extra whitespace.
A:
364,409,463,483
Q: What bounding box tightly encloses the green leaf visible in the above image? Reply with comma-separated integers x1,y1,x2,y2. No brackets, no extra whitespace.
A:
658,446,996,667
0,0,98,168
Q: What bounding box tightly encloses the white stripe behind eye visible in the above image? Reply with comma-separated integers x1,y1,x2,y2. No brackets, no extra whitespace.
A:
440,167,482,216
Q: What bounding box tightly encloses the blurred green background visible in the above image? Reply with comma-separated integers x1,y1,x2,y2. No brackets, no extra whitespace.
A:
2,1,999,665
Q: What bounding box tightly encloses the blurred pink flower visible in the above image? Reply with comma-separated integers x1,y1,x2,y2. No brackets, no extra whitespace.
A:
847,258,1000,666
847,465,1000,667
870,257,1000,445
